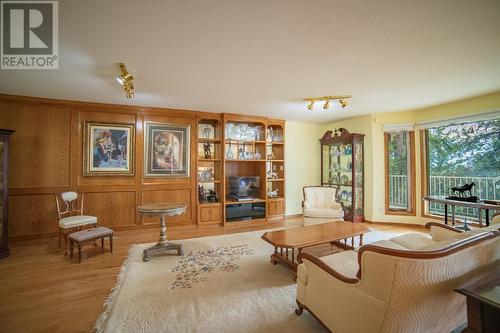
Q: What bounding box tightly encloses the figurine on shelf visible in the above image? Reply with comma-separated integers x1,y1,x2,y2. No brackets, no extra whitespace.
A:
266,168,279,180
203,143,212,159
207,189,218,203
202,127,212,139
198,185,207,203
267,128,274,142
253,151,261,160
267,188,279,198
226,143,234,159
266,152,276,160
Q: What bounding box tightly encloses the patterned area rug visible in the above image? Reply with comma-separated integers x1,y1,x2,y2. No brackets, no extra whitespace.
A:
95,226,407,333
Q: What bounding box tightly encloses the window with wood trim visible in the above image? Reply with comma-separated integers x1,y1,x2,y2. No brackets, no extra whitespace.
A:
421,118,500,221
384,131,416,215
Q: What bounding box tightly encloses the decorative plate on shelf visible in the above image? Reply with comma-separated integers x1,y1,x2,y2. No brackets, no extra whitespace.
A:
340,175,350,185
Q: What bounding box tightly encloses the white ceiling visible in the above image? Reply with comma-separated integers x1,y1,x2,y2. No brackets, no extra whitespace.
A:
1,0,500,123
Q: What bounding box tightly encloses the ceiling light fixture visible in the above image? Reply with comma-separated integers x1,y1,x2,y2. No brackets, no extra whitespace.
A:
116,63,134,98
307,100,314,111
323,99,330,110
303,95,351,111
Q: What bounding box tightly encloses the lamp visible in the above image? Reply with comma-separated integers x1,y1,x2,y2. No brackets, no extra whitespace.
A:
116,63,134,98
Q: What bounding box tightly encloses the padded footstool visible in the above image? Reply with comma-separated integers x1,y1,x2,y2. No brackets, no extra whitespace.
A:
69,226,114,262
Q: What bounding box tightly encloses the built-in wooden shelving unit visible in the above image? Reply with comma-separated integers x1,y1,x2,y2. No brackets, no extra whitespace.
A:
195,114,223,226
195,113,285,226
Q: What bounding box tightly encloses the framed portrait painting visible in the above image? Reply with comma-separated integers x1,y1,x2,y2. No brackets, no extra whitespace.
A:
83,121,135,176
144,122,190,177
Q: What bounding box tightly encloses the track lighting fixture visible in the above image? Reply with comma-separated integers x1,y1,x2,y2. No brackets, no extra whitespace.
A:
303,95,351,111
116,63,134,98
307,100,314,111
323,100,330,110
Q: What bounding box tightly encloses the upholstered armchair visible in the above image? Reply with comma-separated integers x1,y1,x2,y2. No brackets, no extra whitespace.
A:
302,186,344,220
295,223,500,333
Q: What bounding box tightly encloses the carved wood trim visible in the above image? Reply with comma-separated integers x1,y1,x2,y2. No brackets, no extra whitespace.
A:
424,222,464,233
297,252,360,284
319,128,365,145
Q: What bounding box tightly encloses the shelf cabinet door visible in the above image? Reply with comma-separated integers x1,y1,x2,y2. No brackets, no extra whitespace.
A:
268,199,284,216
199,206,221,225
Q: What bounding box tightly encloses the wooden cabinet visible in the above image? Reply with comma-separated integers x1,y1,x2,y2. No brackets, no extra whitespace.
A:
219,115,285,224
199,204,221,225
267,198,284,217
179,113,286,226
0,129,14,259
320,128,364,222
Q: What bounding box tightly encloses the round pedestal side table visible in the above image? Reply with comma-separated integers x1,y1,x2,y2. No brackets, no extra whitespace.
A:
137,203,187,262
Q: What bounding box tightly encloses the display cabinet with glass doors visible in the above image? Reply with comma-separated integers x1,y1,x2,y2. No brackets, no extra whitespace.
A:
320,128,364,222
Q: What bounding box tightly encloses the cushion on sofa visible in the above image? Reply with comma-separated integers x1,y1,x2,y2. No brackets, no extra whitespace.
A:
303,207,343,219
389,233,435,250
320,250,359,278
419,231,494,251
365,239,410,251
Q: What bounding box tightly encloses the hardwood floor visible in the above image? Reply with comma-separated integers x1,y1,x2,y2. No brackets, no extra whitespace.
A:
0,218,425,333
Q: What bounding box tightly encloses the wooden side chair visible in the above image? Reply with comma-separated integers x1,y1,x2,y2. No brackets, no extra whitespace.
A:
55,191,97,255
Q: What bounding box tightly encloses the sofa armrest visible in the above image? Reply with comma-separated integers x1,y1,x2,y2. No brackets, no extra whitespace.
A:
425,222,463,241
302,200,310,209
297,252,359,284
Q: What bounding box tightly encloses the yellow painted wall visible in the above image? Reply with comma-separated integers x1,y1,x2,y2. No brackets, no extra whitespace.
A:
285,121,322,215
322,91,500,225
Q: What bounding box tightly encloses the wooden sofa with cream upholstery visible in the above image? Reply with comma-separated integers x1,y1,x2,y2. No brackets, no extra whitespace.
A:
295,223,500,333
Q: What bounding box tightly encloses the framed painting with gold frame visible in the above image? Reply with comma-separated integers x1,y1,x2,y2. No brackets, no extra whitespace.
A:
83,121,135,176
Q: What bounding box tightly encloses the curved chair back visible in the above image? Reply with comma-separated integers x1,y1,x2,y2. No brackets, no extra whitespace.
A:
55,191,84,219
303,186,338,209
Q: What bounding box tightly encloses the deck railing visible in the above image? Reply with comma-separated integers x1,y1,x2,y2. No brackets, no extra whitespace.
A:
388,175,408,209
389,175,499,220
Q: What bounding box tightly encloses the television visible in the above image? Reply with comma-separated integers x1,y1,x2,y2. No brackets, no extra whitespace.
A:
228,176,260,199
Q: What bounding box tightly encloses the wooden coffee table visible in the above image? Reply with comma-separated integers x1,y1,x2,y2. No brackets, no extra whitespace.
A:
261,222,369,273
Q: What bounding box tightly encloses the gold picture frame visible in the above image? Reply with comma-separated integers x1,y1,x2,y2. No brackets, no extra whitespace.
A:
83,121,135,176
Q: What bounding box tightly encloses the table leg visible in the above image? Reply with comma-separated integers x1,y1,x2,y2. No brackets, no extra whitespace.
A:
451,205,455,226
444,204,448,225
143,215,184,262
78,243,82,263
485,209,489,227
479,208,483,228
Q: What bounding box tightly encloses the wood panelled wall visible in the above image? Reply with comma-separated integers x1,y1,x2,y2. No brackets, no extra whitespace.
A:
0,94,203,239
